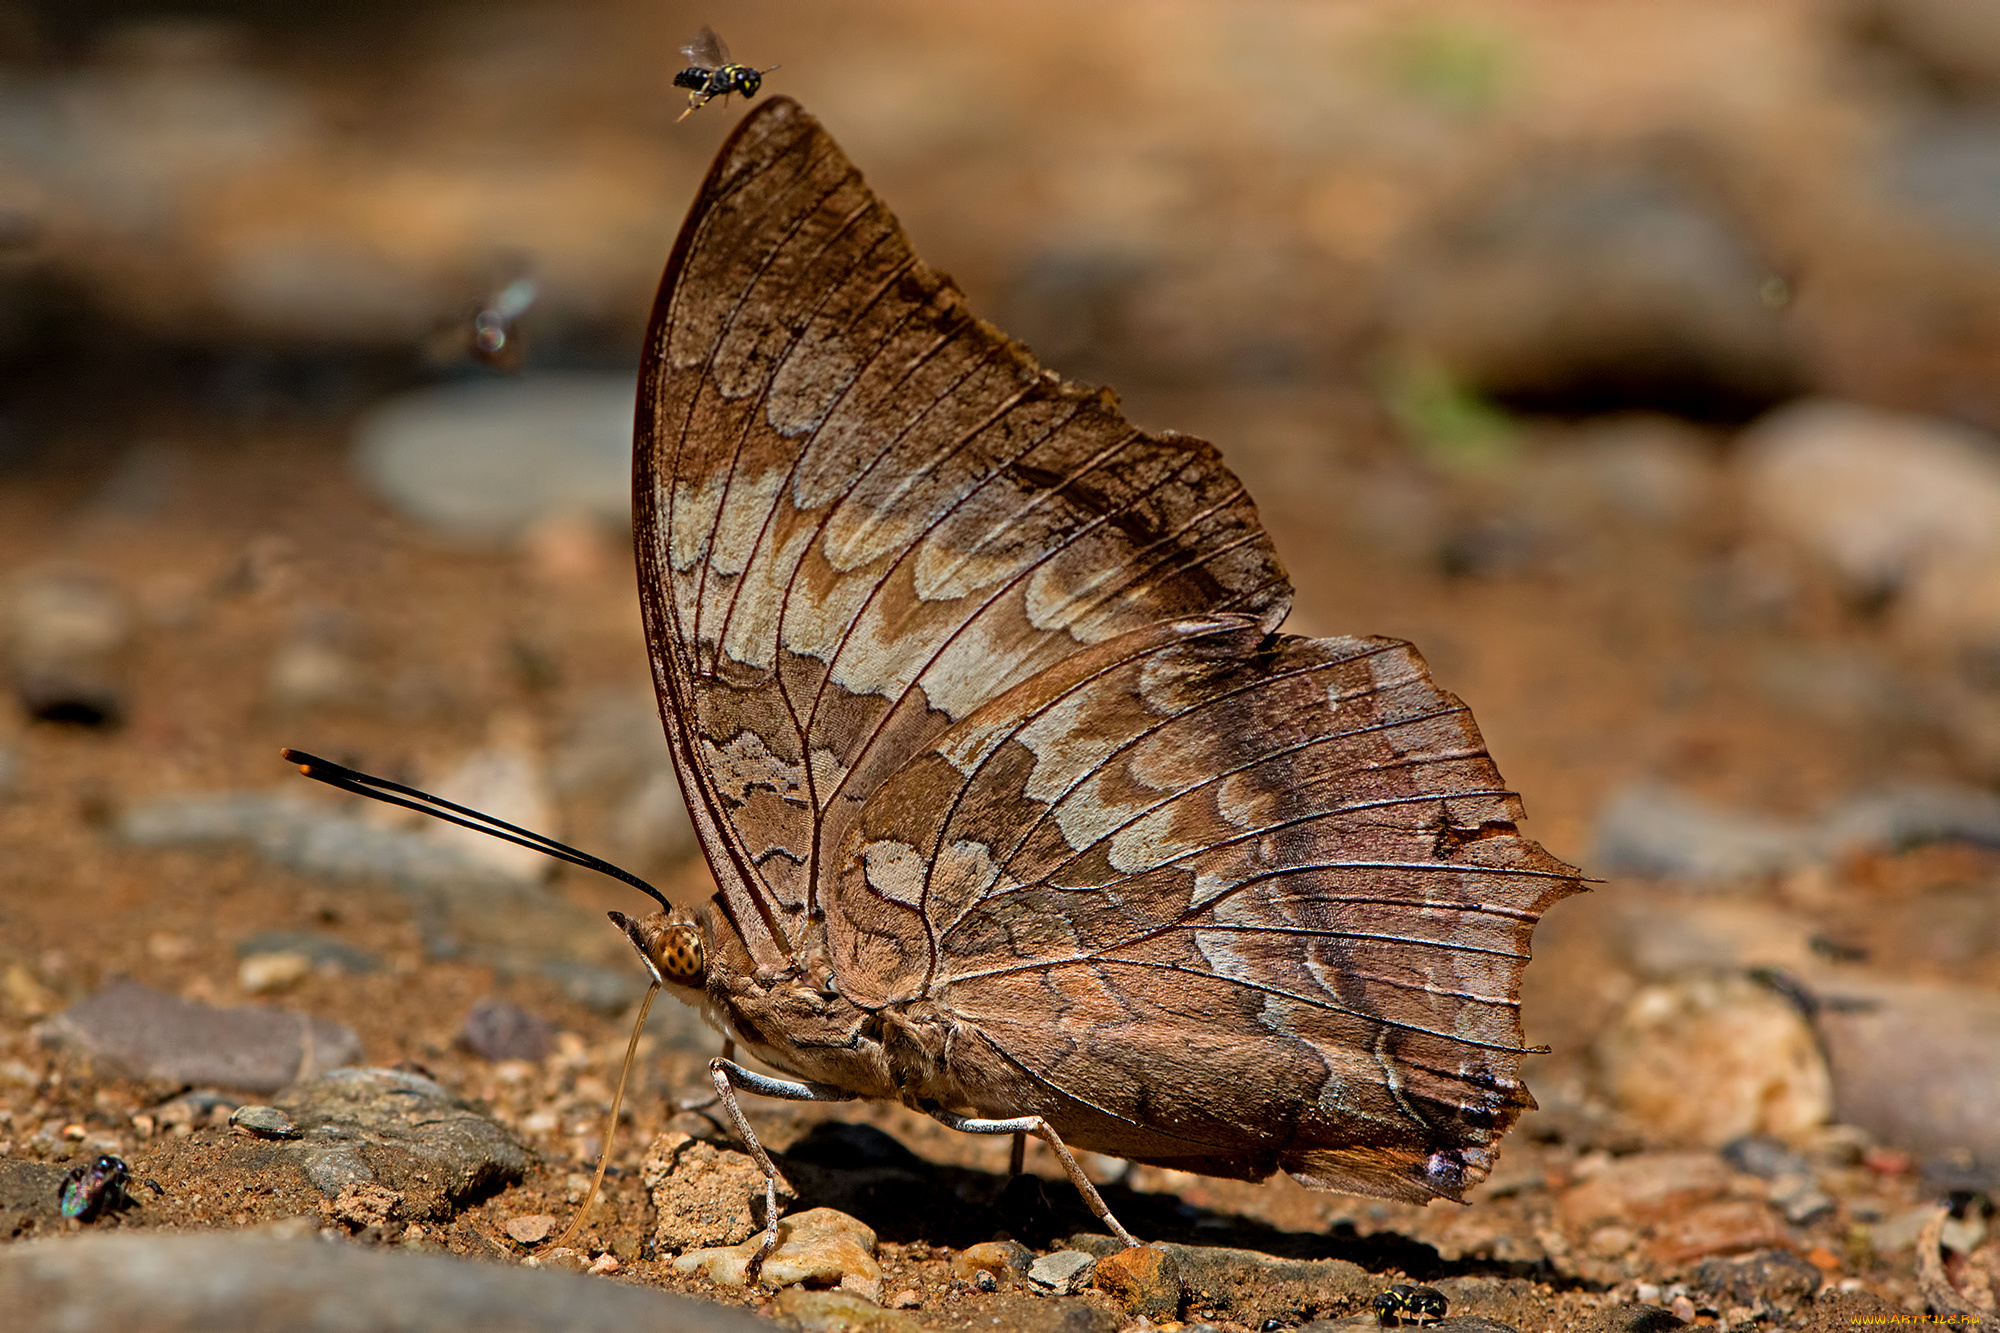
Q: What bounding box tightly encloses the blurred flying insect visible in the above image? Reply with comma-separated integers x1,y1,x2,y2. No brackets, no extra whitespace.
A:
470,275,538,373
673,25,775,121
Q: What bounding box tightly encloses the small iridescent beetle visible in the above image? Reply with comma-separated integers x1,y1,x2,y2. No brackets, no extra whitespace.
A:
1373,1283,1448,1327
59,1154,133,1222
673,25,776,121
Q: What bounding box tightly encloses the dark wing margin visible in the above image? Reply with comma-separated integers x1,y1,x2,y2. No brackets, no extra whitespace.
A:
830,617,1585,1203
634,99,1292,968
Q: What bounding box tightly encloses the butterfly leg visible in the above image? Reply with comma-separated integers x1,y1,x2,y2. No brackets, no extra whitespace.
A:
931,1111,1140,1248
709,1057,858,1275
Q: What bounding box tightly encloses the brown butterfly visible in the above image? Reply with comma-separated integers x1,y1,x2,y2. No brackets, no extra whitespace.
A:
613,97,1584,1261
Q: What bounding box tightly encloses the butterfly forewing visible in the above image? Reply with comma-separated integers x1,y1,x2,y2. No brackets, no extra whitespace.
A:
634,98,1583,1203
637,100,1290,967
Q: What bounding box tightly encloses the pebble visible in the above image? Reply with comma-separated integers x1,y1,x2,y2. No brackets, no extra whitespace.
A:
1764,1172,1836,1225
4,565,131,726
1816,977,2000,1161
1719,1135,1810,1181
1091,1244,1184,1318
1558,1152,1734,1229
0,1231,766,1332
237,950,314,994
950,1239,1033,1285
505,1214,558,1245
228,1104,301,1140
461,998,558,1062
673,1207,880,1296
35,979,361,1093
642,1131,795,1252
1027,1249,1096,1295
353,375,635,543
1690,1248,1822,1311
1738,398,2000,652
1594,972,1830,1145
257,1067,530,1220
772,1288,922,1333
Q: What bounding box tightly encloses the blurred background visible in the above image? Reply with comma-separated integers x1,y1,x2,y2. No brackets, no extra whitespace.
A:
2,0,1999,1317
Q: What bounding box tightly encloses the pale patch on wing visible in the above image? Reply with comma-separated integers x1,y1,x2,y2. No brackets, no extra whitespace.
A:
934,716,1014,778
929,838,1003,919
862,839,927,906
809,745,845,795
1105,802,1198,876
670,475,729,575
707,468,789,580
702,730,806,806
1215,770,1273,829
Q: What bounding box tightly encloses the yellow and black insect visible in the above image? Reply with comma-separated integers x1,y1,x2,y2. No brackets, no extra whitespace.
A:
673,25,775,121
1373,1283,1448,1327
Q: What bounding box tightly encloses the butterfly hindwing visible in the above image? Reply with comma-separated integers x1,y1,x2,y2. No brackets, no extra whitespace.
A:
831,617,1581,1201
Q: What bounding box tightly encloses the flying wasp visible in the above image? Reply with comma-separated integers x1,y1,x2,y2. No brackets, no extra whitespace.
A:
673,25,775,121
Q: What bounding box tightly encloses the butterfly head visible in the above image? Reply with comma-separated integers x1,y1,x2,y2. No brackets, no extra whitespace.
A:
608,908,707,990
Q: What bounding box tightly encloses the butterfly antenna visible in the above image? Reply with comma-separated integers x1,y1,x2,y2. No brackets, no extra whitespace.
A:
278,748,672,912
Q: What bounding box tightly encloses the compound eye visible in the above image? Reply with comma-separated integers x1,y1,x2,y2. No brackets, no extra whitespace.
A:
656,924,706,986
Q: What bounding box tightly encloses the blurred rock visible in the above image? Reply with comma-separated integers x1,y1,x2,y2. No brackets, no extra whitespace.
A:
642,1131,794,1252
1862,0,2000,98
1737,399,2000,652
4,566,130,726
1690,1248,1821,1309
672,1206,880,1296
1887,110,2000,253
0,1231,766,1333
1092,1244,1183,1319
235,930,378,976
459,998,555,1063
1558,1153,1734,1229
1815,978,2000,1161
1719,1136,1811,1181
553,689,696,870
1645,1200,1792,1265
1595,973,1831,1146
36,979,361,1093
1027,1249,1095,1295
1591,779,2000,882
1534,416,1719,526
1592,783,1808,881
0,742,17,797
1391,168,1792,417
353,376,633,543
265,1067,529,1220
1765,1172,1835,1225
427,744,556,882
